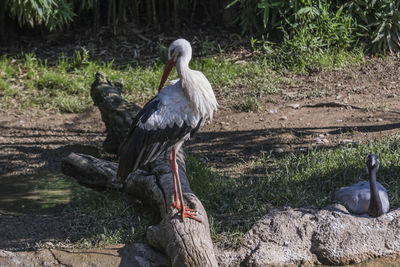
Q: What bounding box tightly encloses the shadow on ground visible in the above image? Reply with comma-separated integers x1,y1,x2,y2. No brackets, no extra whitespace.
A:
187,121,400,174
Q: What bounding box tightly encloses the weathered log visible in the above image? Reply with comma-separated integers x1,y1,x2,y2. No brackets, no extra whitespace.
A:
62,72,218,266
62,151,217,266
90,71,141,154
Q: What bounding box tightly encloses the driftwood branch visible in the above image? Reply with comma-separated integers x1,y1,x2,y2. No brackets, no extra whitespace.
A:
62,72,218,266
90,72,141,153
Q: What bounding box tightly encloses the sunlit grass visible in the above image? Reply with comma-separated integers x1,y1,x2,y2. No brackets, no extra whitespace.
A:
187,136,400,246
253,42,365,73
0,44,365,113
0,52,283,113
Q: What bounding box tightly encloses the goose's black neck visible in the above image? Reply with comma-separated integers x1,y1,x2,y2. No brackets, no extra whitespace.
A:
367,167,384,217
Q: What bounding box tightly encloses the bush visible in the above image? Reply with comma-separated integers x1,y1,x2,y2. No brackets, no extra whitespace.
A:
248,1,363,72
228,0,400,54
289,2,354,51
9,0,75,31
343,0,400,53
4,0,400,54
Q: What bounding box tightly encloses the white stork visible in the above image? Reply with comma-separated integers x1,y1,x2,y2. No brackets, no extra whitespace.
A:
117,39,218,222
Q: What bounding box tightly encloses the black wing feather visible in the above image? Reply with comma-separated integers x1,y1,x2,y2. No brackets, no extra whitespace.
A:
117,99,202,181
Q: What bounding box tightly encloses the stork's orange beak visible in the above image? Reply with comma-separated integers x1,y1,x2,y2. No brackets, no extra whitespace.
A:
158,59,175,92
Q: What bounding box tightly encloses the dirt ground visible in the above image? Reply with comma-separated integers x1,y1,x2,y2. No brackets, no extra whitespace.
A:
190,57,400,177
1,45,400,263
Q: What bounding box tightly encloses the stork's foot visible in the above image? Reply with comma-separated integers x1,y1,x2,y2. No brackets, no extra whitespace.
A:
171,201,196,212
171,201,201,222
181,208,201,222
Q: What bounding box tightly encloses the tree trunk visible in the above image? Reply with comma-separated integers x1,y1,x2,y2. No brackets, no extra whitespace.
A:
173,0,179,29
63,72,218,266
92,0,100,31
132,0,140,26
0,0,6,39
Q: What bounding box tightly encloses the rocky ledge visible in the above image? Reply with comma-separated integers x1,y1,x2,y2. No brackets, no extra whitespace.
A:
218,204,400,266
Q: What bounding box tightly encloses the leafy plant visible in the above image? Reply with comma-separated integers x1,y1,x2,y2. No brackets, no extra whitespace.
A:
226,0,299,36
227,0,263,35
235,95,261,112
8,0,76,31
289,1,354,52
343,0,400,53
249,1,361,72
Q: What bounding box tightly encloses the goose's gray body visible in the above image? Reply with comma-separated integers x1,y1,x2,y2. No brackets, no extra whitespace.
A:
333,180,389,214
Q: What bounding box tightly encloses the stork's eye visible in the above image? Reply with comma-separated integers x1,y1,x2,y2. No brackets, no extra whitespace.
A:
169,48,176,58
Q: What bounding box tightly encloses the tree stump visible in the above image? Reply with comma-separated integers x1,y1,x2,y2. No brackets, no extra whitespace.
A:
62,72,218,267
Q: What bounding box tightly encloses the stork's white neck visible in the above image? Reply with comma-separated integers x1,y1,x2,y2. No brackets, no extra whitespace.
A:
174,51,218,122
176,53,191,78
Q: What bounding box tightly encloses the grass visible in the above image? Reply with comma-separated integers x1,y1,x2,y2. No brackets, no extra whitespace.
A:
0,51,283,113
187,136,400,246
61,188,148,248
0,53,164,113
252,43,365,73
0,42,364,113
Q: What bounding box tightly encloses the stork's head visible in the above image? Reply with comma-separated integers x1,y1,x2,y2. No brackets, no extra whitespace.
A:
158,39,192,91
168,39,192,62
366,154,379,171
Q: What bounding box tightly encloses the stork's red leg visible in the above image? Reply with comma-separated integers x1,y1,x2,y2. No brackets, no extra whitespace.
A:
171,147,201,222
169,149,180,210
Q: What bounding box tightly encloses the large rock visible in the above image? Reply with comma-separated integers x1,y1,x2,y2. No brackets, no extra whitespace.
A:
217,205,400,266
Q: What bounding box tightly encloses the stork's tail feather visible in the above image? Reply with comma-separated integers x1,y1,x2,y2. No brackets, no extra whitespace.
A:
115,138,135,184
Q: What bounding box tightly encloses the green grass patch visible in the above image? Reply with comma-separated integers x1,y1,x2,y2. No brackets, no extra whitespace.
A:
0,52,166,113
187,136,400,246
273,47,365,73
251,41,365,73
62,189,147,248
0,43,365,113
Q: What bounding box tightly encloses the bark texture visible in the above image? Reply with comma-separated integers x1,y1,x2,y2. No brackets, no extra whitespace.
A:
62,72,218,267
90,72,141,154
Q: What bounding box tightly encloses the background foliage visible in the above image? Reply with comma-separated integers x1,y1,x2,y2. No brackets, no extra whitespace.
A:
1,0,400,54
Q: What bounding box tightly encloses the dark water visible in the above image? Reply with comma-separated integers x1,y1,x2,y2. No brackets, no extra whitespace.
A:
340,257,400,267
0,172,82,214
